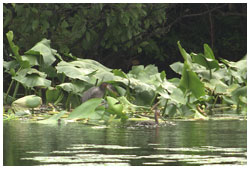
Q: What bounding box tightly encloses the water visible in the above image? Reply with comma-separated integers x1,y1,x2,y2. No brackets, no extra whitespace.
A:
3,120,247,166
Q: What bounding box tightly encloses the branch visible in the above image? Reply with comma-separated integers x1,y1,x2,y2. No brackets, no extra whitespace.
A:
181,4,227,18
124,4,228,49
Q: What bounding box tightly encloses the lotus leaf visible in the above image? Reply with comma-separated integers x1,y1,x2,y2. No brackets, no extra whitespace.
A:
25,39,56,66
57,81,88,95
208,79,228,94
177,41,193,67
191,53,219,70
204,43,216,59
170,62,183,75
46,87,61,104
21,55,39,66
106,96,124,115
38,111,67,124
170,87,186,104
12,68,51,88
11,95,42,113
179,62,206,98
3,60,19,72
56,59,116,84
56,61,93,82
6,31,20,60
67,98,104,120
231,86,247,102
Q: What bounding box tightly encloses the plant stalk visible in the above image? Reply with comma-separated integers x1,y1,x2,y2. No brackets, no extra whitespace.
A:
13,81,20,100
5,79,15,103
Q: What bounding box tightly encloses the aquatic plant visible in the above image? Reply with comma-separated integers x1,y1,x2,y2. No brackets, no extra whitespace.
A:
3,31,247,124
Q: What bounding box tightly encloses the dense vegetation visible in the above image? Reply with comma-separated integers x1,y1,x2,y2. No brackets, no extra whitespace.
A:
3,3,247,123
4,4,246,73
3,30,246,123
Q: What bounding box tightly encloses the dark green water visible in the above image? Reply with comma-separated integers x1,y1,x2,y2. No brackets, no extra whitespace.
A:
3,120,247,166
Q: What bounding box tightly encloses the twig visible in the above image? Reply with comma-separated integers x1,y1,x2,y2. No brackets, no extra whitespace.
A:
122,4,227,51
181,4,227,18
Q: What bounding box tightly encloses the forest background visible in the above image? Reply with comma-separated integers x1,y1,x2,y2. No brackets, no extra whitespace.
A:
3,3,247,94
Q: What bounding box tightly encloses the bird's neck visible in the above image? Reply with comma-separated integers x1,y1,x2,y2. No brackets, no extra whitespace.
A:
154,110,159,124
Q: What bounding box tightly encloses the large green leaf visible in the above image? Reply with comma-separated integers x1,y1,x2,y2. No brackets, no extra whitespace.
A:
57,81,88,95
129,65,158,78
21,55,39,66
177,41,206,98
177,41,192,66
38,111,67,124
25,39,56,66
56,61,92,82
161,80,177,94
3,60,19,72
46,87,61,104
220,58,247,82
114,66,157,94
106,96,125,118
12,95,42,113
191,53,219,70
231,86,247,102
12,68,51,88
67,98,104,120
205,79,228,94
133,90,155,106
204,43,215,59
75,58,112,71
6,31,20,60
170,87,186,104
193,65,227,81
164,104,177,117
117,96,151,114
169,62,183,75
126,64,164,91
56,59,115,84
112,69,128,78
179,62,206,98
6,31,30,68
191,44,219,78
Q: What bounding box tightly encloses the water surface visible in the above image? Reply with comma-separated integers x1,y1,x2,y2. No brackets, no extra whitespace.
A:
3,120,247,166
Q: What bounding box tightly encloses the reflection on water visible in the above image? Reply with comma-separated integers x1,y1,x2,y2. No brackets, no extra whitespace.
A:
3,120,247,166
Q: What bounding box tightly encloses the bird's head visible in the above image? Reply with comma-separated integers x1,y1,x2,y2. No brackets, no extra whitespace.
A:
99,82,119,96
99,82,109,90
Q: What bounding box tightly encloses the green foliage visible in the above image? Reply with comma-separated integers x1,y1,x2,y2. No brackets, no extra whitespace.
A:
12,68,51,88
4,30,62,103
6,31,21,61
37,111,67,124
45,87,61,104
25,39,57,66
3,30,247,124
11,95,42,113
67,98,104,120
177,41,206,98
167,42,246,118
3,4,170,61
25,95,42,108
3,4,246,77
107,96,123,114
55,59,114,84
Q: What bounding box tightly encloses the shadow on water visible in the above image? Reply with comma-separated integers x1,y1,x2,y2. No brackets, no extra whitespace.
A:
3,120,247,166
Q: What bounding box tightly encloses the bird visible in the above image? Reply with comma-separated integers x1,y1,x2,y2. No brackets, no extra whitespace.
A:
135,109,160,126
81,82,116,103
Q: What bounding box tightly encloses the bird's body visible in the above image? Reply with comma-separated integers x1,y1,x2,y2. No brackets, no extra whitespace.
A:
135,110,159,126
81,83,113,103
